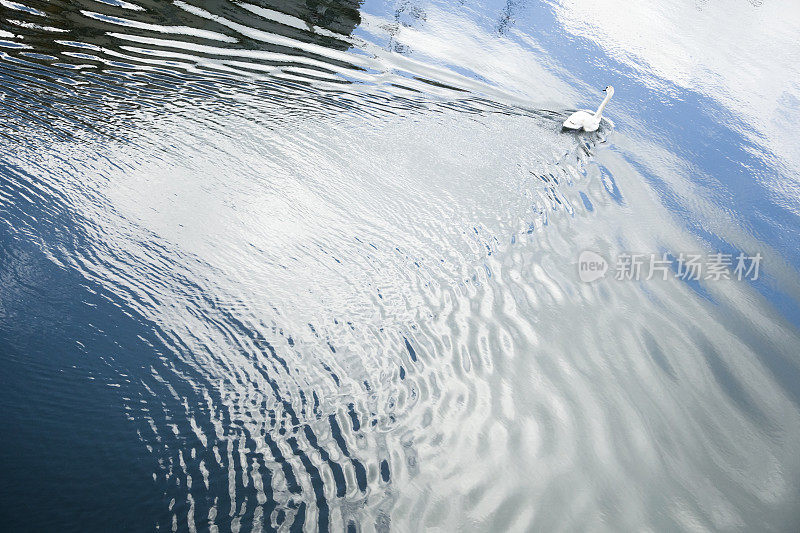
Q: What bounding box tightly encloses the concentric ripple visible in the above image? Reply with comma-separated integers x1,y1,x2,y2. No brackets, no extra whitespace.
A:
2,0,799,531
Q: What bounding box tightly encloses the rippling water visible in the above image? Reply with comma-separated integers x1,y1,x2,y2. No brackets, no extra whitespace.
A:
2,0,800,530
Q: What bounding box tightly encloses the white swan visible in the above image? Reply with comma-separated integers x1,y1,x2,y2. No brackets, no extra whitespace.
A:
562,86,614,132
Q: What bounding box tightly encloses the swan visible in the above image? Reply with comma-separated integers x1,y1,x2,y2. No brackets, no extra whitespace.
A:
562,86,614,132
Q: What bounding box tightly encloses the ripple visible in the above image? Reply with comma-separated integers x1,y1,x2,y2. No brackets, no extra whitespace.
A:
2,0,800,531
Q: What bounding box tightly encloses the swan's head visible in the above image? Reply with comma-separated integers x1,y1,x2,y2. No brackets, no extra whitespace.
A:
603,85,615,96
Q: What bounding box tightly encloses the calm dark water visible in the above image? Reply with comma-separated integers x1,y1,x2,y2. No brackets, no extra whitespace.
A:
1,0,800,531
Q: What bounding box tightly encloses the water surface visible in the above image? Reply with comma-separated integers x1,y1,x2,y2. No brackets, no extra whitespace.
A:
1,0,800,531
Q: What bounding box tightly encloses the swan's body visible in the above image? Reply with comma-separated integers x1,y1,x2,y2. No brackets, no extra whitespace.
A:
563,86,614,132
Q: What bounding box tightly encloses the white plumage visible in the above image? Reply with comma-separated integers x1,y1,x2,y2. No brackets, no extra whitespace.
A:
563,86,614,132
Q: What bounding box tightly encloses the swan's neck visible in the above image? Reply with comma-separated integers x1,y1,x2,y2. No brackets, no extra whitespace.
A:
594,92,613,118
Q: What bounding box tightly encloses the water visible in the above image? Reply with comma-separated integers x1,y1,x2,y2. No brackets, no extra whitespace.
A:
1,0,799,530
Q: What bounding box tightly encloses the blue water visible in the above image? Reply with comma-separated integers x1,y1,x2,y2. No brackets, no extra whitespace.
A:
2,0,800,530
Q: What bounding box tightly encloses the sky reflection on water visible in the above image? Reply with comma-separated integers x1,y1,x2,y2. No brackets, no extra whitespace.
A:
1,0,799,531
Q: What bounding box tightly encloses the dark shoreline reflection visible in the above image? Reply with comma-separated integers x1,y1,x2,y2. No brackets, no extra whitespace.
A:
1,0,363,54
0,0,365,139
